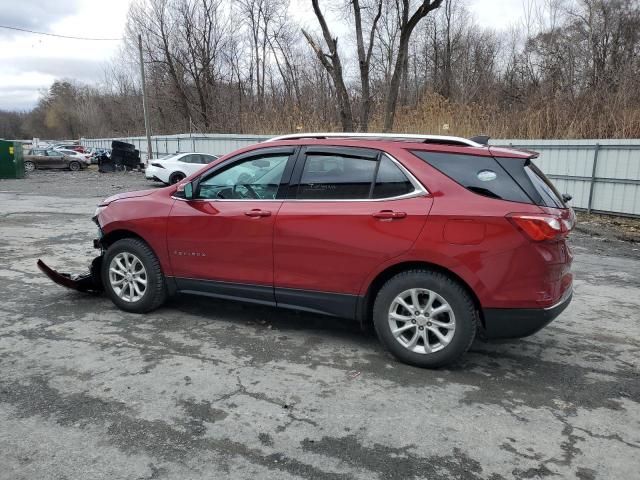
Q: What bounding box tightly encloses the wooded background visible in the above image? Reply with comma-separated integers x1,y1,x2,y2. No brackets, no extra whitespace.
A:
1,0,639,140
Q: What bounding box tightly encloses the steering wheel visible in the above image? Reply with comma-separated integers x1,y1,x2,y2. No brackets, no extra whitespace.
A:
232,184,259,199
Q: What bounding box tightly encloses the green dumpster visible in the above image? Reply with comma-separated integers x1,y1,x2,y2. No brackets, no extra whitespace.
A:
0,140,25,179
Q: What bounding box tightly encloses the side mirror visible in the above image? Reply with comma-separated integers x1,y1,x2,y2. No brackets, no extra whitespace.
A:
562,193,572,203
183,182,194,200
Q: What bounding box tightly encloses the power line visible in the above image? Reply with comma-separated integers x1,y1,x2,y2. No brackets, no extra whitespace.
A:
0,24,122,41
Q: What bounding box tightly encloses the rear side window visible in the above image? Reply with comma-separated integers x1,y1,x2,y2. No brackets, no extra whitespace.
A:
200,154,218,164
180,154,200,164
297,154,377,199
372,156,414,198
413,151,531,203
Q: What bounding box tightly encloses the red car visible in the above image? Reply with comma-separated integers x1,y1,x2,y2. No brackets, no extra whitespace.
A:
39,133,574,368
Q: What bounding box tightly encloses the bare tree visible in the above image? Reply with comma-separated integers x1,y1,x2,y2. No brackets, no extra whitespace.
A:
383,0,443,131
302,0,354,131
352,0,383,131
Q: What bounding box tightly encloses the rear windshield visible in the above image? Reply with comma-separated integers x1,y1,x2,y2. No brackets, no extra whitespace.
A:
412,151,567,208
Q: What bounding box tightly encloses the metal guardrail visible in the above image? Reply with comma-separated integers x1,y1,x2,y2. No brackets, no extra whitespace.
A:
80,135,640,218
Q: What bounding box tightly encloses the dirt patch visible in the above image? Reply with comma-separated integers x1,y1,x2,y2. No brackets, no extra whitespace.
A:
570,212,640,259
575,212,640,243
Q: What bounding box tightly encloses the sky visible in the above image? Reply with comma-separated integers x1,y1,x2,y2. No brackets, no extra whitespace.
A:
0,0,526,111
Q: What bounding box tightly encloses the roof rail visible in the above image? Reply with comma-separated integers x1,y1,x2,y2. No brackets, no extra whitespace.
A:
267,132,484,148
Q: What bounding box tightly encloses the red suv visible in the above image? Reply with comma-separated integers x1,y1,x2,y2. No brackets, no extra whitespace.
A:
41,133,574,368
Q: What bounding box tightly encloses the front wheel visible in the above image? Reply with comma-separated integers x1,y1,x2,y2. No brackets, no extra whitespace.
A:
373,270,477,368
169,172,186,184
101,238,167,313
25,161,35,172
69,161,81,171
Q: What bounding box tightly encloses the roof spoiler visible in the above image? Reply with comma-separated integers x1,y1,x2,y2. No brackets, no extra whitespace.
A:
469,135,490,146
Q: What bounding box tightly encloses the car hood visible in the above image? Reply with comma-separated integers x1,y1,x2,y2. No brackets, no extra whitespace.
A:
102,189,156,205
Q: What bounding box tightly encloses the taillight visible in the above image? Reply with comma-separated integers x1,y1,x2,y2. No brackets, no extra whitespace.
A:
507,213,570,242
150,162,165,168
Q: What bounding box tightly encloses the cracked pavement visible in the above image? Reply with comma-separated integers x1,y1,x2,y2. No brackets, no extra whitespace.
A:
0,170,639,479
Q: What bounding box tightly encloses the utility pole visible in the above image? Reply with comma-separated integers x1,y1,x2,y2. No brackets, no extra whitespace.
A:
138,34,153,164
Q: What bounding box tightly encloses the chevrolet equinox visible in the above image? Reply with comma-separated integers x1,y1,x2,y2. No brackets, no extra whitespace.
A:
39,133,574,368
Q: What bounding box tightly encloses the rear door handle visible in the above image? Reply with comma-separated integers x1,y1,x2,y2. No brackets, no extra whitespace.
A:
372,210,407,220
245,209,272,217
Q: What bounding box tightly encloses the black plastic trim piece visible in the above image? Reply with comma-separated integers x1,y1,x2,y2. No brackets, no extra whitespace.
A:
175,278,275,304
482,291,572,339
172,277,360,320
275,287,358,319
276,146,303,200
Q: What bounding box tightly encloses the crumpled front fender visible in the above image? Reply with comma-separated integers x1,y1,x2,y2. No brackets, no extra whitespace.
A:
37,256,104,293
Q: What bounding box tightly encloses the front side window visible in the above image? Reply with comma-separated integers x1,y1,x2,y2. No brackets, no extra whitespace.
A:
297,154,377,200
198,154,289,200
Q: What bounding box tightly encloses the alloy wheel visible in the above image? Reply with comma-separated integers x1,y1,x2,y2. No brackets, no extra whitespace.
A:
388,288,456,354
108,252,147,303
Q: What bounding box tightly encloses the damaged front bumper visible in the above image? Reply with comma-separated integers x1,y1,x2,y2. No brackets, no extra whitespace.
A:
37,255,104,293
38,210,107,293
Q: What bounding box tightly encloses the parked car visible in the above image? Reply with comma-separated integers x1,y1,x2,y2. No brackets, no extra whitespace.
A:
52,143,87,153
145,152,219,184
54,148,91,166
38,133,575,368
24,149,87,172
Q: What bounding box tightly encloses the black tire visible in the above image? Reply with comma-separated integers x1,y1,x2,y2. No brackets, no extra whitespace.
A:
101,238,167,313
69,161,81,171
24,160,35,172
169,172,186,184
111,140,135,152
373,269,477,368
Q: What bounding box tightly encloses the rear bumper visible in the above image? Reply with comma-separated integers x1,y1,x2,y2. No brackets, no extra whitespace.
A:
481,290,573,339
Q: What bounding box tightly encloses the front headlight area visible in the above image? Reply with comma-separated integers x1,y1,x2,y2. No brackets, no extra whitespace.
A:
92,205,108,249
93,205,108,225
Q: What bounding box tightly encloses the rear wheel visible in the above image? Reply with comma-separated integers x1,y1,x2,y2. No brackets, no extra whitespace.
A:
69,161,81,171
25,161,35,172
169,172,186,184
102,238,167,313
373,270,477,368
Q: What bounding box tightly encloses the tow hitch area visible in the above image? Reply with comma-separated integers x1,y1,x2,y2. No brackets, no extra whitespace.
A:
37,256,104,293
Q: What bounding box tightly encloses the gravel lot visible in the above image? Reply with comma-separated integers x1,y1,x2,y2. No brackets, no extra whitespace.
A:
1,169,639,479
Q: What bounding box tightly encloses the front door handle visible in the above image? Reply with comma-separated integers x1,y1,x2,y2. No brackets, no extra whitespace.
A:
372,210,407,220
245,209,272,218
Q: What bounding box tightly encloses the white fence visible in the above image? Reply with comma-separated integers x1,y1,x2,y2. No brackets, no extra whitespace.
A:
81,133,270,158
80,135,640,217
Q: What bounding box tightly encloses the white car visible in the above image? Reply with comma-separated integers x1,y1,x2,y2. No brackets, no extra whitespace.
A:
54,148,91,166
145,152,218,184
